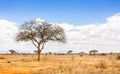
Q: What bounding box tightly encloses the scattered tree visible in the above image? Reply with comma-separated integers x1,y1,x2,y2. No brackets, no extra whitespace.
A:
9,49,17,54
16,19,66,61
67,50,73,54
89,50,98,55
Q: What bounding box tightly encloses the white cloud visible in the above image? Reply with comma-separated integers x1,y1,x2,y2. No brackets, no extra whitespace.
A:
1,13,120,53
0,20,17,43
0,20,35,53
56,13,120,52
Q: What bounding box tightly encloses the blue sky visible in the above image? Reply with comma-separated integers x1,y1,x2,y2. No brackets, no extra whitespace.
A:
0,0,120,25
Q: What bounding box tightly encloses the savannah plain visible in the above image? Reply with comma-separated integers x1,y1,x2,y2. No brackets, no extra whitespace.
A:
0,54,120,74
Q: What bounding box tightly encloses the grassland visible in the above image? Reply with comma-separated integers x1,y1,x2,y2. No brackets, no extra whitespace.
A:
0,54,120,74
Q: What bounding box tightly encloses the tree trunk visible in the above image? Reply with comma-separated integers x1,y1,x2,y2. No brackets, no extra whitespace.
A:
37,47,41,61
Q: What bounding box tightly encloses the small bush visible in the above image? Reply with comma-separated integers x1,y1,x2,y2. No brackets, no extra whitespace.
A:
0,57,5,60
7,60,11,63
116,55,120,60
100,53,106,56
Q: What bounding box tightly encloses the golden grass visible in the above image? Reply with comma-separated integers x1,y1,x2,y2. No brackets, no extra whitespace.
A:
0,54,120,74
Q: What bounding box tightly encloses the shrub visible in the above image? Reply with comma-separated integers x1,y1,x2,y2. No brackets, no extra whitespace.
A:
0,57,5,60
116,55,120,60
7,60,11,63
100,53,106,56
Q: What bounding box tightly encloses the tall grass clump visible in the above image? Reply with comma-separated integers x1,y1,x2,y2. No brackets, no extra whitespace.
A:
96,61,107,69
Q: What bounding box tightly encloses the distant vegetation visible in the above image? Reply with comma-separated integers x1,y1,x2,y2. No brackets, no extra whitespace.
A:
9,49,18,54
67,50,73,54
89,50,98,55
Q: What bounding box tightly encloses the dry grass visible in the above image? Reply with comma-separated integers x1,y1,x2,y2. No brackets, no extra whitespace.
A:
0,54,120,74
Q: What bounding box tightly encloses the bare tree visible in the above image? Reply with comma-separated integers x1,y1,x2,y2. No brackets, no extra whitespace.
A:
16,20,66,61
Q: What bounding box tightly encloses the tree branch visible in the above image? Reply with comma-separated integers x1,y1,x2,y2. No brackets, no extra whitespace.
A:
33,38,39,44
40,42,45,51
31,40,38,48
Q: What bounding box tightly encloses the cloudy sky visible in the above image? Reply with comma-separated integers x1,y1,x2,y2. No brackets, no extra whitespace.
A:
0,0,120,53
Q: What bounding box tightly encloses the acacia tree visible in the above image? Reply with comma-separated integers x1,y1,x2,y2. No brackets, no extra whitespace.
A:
67,50,73,54
16,20,66,61
9,49,17,54
89,50,98,55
